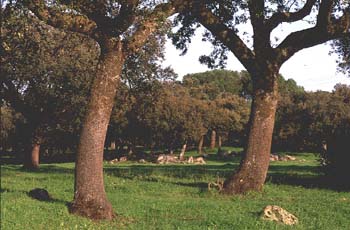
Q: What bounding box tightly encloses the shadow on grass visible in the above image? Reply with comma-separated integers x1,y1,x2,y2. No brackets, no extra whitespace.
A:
266,172,350,192
3,160,348,192
0,187,69,205
104,164,236,180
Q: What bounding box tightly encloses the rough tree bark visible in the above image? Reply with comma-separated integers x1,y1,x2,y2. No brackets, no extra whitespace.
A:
223,72,278,194
69,40,124,220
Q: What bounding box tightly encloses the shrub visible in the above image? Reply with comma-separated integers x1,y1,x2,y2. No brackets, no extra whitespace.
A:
320,131,350,189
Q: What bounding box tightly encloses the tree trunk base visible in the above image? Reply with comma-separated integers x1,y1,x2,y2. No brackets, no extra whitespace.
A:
69,198,115,221
221,173,264,195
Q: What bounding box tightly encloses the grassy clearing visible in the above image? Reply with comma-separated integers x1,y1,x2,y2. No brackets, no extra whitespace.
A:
1,148,350,229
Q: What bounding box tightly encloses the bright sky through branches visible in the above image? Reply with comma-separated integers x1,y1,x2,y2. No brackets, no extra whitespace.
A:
164,23,350,92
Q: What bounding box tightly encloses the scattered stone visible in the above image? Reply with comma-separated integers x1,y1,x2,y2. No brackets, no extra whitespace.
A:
119,156,128,162
261,205,298,225
28,188,52,201
270,154,279,161
108,158,119,164
285,155,296,161
270,154,297,162
138,159,146,163
156,154,179,164
194,157,206,164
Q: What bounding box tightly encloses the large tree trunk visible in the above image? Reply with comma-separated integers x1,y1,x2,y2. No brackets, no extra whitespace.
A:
223,75,278,195
198,135,204,154
69,40,124,220
210,130,216,149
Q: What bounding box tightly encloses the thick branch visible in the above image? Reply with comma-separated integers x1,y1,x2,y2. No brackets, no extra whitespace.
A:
265,0,317,31
248,0,265,29
276,9,350,66
316,0,334,27
24,0,96,36
192,2,256,73
124,1,177,55
113,0,139,35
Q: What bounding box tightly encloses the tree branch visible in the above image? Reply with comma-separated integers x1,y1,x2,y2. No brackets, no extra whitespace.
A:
276,8,350,66
113,0,139,36
265,0,317,31
124,1,179,55
23,0,96,36
316,0,334,27
191,2,256,73
248,0,265,29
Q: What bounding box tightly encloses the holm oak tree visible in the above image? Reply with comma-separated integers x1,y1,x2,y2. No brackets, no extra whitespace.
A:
172,0,350,194
21,0,186,220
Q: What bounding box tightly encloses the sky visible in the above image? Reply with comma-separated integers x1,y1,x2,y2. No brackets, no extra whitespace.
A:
163,23,350,92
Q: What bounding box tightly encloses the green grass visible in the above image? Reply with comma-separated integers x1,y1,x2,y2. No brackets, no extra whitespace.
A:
1,149,350,229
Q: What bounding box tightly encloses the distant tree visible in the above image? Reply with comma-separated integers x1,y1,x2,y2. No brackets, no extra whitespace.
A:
172,0,350,194
273,77,306,151
182,70,251,149
183,70,244,100
212,94,250,154
106,24,177,154
127,82,206,153
0,103,23,151
1,6,97,169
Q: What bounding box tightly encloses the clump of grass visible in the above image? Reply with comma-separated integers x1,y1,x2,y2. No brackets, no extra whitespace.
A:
1,151,349,229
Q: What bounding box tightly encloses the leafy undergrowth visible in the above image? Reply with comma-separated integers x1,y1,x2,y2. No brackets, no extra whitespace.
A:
1,150,350,229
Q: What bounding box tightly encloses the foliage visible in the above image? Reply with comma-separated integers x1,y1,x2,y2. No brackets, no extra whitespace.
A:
0,104,23,150
182,70,244,100
1,5,97,152
331,37,350,75
273,84,350,153
318,84,350,188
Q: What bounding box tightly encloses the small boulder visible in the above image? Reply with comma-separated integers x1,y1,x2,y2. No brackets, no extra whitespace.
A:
138,159,146,163
285,155,296,161
156,154,179,164
119,156,128,162
261,205,298,225
194,157,206,164
270,154,279,161
28,188,52,201
108,158,119,164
